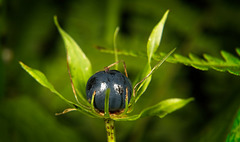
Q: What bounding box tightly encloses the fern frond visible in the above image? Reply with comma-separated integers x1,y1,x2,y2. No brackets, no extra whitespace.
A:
98,48,240,76
165,49,240,76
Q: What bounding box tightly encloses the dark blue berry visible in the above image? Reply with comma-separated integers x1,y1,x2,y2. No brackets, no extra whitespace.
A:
86,70,132,112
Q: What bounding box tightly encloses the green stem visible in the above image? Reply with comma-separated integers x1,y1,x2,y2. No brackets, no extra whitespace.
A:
104,119,116,142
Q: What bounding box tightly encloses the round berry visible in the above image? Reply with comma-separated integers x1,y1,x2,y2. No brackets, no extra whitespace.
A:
86,70,132,112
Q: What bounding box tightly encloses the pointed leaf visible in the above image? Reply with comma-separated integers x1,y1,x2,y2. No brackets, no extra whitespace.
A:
99,47,240,76
221,51,240,64
114,98,194,121
133,63,152,103
203,54,223,64
236,48,240,56
189,53,208,70
132,10,170,103
147,10,169,63
173,54,191,64
20,62,71,103
140,98,194,118
19,62,100,118
133,48,176,105
203,54,228,72
54,16,92,106
226,109,240,142
128,63,151,112
97,47,144,58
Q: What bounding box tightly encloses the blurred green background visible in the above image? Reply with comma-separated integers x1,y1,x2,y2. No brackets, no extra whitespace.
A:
1,0,240,142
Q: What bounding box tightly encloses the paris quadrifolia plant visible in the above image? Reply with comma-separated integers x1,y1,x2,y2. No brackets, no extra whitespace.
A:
20,10,195,142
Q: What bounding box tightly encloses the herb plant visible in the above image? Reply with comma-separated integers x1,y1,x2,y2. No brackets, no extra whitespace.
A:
19,10,240,141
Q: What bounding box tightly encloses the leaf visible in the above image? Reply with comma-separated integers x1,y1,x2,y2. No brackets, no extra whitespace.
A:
221,51,240,64
163,49,240,76
128,63,151,112
54,16,92,106
133,49,176,103
132,48,176,105
141,98,194,118
114,98,194,121
98,48,240,76
97,47,145,58
130,10,171,107
147,10,169,63
236,48,240,56
19,62,100,118
226,109,240,142
20,62,70,103
132,63,152,103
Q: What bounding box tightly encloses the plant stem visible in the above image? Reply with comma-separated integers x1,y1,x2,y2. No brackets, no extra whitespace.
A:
104,119,116,142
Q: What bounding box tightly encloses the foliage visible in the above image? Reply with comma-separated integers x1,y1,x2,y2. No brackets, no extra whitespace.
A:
98,48,240,76
20,11,193,122
3,0,240,141
226,109,240,142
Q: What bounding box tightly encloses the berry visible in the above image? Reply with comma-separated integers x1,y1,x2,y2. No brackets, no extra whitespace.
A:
86,70,132,112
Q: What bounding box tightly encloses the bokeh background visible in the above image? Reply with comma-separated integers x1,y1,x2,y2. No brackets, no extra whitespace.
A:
1,0,240,142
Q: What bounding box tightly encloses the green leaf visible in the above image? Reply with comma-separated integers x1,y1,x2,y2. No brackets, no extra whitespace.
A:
99,48,240,76
236,48,240,56
19,62,100,118
128,63,151,112
140,98,194,118
130,10,171,107
203,54,225,71
97,47,145,58
168,49,240,75
132,63,152,103
20,62,69,103
132,48,176,106
221,51,240,64
187,53,208,71
226,109,240,142
147,10,169,63
54,16,92,106
114,98,194,121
